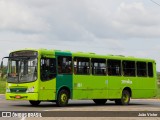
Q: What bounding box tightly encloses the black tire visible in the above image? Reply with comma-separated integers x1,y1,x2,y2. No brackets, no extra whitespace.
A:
56,89,69,107
115,90,130,105
93,99,107,105
29,100,41,106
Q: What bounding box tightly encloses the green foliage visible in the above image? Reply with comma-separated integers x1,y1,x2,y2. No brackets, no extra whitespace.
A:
157,72,160,80
157,72,160,98
0,66,7,78
157,84,160,98
0,79,6,94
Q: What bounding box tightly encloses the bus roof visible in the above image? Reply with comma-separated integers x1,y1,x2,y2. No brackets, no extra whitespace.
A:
72,52,155,62
9,48,155,62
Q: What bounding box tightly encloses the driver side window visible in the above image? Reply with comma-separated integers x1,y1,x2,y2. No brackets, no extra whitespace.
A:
41,58,56,81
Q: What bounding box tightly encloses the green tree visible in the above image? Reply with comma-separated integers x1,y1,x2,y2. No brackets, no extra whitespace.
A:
1,66,7,79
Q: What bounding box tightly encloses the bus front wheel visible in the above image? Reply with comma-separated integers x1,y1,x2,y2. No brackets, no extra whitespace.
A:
29,100,41,106
56,89,69,107
115,90,130,105
93,99,107,105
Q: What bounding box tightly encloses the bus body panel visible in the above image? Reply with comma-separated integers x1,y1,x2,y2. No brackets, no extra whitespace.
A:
38,79,56,100
107,76,123,99
72,75,108,99
131,77,157,98
56,74,72,98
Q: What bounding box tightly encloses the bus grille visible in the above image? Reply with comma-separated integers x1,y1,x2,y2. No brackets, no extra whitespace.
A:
10,88,27,93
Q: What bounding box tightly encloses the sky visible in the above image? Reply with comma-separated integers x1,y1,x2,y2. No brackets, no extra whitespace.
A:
0,0,160,71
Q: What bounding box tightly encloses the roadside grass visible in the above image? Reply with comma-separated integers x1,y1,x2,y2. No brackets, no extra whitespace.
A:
0,78,6,94
156,84,160,98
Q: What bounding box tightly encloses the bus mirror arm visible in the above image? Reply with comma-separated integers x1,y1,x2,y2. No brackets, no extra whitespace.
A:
0,58,4,79
1,60,3,69
1,57,9,69
1,57,5,69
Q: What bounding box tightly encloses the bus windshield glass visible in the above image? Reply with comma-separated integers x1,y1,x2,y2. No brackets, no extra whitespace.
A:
7,51,38,83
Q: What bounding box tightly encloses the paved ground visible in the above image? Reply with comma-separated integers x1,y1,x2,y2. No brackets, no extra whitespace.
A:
0,95,160,120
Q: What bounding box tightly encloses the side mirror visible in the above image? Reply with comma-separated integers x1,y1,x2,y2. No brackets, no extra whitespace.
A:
0,60,3,79
1,57,8,69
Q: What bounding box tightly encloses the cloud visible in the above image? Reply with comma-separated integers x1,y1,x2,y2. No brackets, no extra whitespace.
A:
0,0,160,70
0,0,48,34
1,0,160,42
113,2,160,38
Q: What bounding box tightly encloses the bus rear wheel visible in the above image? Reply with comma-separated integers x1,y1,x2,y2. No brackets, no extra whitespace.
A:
29,100,41,106
93,99,107,105
115,90,130,105
56,89,69,107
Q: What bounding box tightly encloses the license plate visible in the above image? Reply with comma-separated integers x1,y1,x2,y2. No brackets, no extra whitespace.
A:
15,95,21,99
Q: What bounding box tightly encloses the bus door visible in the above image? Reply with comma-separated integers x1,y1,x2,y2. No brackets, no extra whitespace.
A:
39,57,57,100
55,52,73,99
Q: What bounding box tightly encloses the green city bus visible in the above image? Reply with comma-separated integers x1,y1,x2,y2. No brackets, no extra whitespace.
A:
3,49,157,106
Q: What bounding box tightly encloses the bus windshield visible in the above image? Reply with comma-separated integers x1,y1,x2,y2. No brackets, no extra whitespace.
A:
7,51,38,83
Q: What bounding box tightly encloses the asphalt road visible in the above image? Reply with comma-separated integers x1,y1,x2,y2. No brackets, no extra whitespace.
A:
0,95,160,120
0,95,160,111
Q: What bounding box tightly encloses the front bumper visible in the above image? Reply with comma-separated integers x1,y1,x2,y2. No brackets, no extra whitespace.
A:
6,93,39,100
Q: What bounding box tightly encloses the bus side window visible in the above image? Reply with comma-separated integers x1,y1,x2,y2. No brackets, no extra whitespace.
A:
74,57,90,75
122,61,135,76
107,60,121,76
91,58,106,75
58,56,72,74
148,62,153,77
41,58,56,81
137,62,147,77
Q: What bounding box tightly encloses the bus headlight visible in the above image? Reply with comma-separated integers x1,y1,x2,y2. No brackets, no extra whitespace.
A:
6,88,10,93
26,87,34,93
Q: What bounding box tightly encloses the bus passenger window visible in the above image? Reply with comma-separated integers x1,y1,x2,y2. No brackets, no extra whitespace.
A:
148,62,153,77
122,61,135,76
137,62,147,77
74,57,90,75
91,59,106,75
41,58,56,81
107,60,121,76
58,56,72,74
